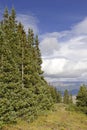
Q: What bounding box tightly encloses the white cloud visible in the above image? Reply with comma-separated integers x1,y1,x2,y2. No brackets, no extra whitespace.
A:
40,18,87,82
17,14,39,34
40,37,60,56
72,17,87,35
42,58,67,75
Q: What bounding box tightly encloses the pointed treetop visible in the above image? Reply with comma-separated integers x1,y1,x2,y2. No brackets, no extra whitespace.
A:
28,28,34,46
11,7,16,20
18,22,24,32
35,35,39,46
3,7,9,20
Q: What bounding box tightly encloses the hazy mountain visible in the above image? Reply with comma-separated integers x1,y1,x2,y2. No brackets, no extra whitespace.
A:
50,81,87,95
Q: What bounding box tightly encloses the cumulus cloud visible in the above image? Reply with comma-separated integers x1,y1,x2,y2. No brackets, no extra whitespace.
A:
17,14,39,34
42,58,67,75
40,37,60,56
72,17,87,35
40,17,87,82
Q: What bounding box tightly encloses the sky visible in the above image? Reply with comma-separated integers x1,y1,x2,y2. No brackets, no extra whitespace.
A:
0,0,87,83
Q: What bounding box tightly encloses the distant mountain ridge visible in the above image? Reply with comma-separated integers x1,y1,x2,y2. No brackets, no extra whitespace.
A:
50,81,87,95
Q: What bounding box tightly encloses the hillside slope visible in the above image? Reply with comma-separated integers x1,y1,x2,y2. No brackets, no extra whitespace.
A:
3,104,87,130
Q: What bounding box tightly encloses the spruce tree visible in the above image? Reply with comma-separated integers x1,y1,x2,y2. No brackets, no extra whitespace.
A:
49,86,62,103
0,8,20,124
34,35,43,75
76,85,87,114
0,8,54,126
63,89,69,104
69,94,73,104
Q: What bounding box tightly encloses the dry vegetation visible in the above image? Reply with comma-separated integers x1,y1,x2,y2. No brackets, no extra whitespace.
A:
3,104,87,130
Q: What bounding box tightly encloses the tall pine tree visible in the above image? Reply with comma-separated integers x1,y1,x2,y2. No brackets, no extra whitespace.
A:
0,8,54,127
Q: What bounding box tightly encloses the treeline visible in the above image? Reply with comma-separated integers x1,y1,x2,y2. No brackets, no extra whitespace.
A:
63,89,73,104
0,8,61,127
76,84,87,114
65,85,87,115
50,86,62,103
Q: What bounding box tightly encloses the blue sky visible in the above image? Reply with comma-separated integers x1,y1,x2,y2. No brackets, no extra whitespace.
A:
0,0,87,33
0,0,87,83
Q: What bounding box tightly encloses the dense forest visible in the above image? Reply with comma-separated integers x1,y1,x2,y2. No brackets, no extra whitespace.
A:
0,8,61,127
0,8,87,129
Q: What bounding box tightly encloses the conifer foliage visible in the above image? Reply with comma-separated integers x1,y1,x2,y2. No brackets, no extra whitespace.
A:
76,85,87,114
0,8,54,127
63,89,73,104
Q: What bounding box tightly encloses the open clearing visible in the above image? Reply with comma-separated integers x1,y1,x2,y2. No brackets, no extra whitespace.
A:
3,104,87,130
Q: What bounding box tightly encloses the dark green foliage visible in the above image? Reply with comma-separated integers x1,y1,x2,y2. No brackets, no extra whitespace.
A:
63,89,69,104
34,35,43,75
0,8,54,127
63,89,73,104
69,94,73,104
76,85,87,114
49,86,62,103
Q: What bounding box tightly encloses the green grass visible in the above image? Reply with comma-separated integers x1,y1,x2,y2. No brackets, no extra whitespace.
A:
3,104,87,130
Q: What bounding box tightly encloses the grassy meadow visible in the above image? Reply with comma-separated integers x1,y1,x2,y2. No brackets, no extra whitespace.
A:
3,104,87,130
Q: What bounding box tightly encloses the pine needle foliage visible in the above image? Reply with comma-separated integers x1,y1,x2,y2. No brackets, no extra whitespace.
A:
76,84,87,114
0,8,55,127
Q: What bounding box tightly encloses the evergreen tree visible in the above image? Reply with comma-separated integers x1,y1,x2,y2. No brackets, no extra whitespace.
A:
49,86,62,103
3,7,9,24
63,89,69,104
17,22,26,88
57,90,62,103
0,8,21,124
76,85,87,114
69,94,73,104
34,35,43,75
0,8,54,127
